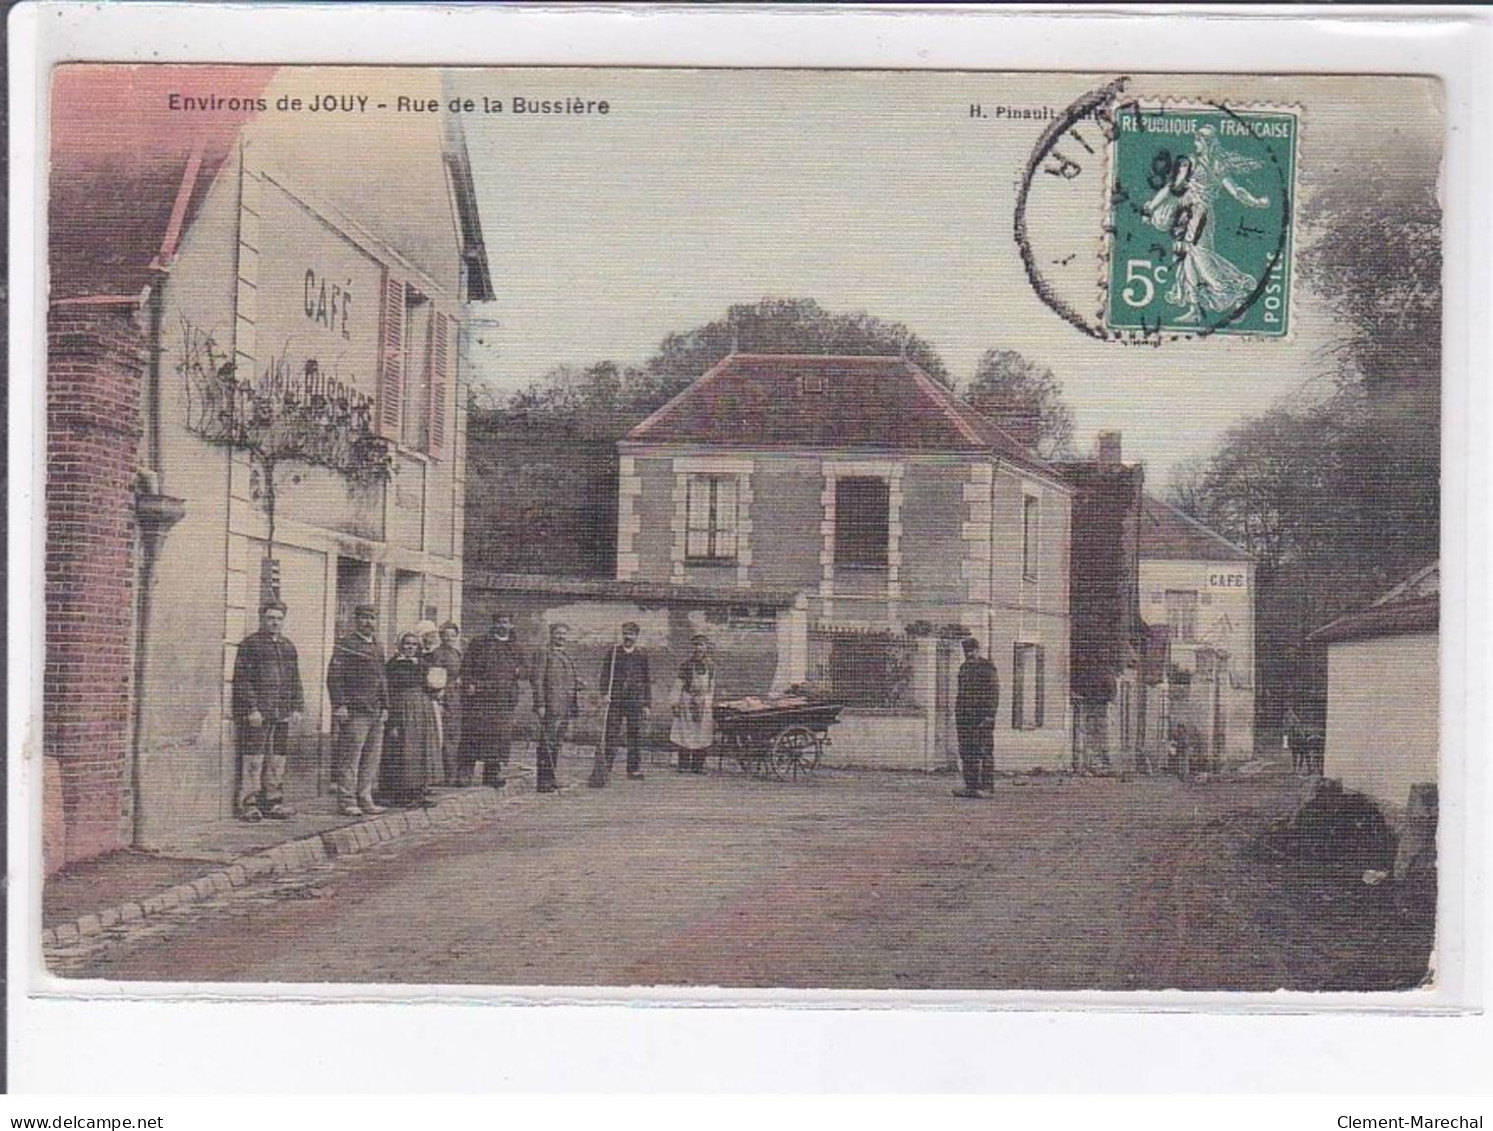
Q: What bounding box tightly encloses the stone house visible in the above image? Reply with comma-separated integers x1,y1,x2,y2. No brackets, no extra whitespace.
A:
1138,494,1257,766
614,353,1074,770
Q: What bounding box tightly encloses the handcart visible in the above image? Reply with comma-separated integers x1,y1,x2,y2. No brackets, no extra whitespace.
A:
712,696,844,781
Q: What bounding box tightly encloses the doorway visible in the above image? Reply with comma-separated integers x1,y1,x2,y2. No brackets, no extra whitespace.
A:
336,557,373,637
392,568,424,649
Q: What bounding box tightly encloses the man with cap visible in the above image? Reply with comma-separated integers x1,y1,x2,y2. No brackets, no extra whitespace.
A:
533,622,584,793
588,621,653,787
953,635,1000,799
461,611,525,787
326,603,389,817
231,600,305,820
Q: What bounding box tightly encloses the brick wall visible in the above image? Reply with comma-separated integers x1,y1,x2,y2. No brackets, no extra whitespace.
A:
45,303,146,872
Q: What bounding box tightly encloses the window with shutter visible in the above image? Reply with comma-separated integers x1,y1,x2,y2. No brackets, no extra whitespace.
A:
376,272,406,440
1011,644,1025,730
1034,645,1045,728
685,475,739,563
427,311,450,459
834,477,890,567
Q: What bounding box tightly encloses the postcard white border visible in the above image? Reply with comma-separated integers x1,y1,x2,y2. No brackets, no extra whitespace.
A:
8,1,1490,1092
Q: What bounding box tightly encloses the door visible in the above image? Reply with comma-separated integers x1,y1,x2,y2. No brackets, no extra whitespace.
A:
392,568,424,650
336,556,373,638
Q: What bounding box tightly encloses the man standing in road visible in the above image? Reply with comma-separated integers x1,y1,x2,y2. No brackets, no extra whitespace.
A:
461,611,524,788
533,622,583,793
327,603,389,817
954,635,1000,799
231,600,305,821
588,620,653,787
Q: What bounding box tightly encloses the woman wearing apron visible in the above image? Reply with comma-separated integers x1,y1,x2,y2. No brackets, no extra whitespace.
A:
670,633,716,773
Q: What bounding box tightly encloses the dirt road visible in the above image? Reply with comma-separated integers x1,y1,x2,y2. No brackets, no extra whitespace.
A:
52,763,1433,991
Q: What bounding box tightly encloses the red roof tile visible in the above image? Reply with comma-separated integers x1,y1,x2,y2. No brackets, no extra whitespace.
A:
625,353,1058,476
1138,494,1254,562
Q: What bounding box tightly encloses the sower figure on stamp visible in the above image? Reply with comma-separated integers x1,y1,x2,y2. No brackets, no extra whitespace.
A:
588,621,653,788
326,603,389,818
231,600,305,821
954,636,1000,799
533,622,583,793
461,611,524,788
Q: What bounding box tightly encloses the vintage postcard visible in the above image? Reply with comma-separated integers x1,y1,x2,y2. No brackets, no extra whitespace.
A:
33,61,1446,999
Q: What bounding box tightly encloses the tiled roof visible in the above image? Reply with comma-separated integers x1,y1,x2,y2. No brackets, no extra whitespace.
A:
50,65,276,301
624,353,1059,478
1308,562,1439,645
1138,494,1254,563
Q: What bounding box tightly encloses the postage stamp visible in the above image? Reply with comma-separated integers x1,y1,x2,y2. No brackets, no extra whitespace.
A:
1104,105,1298,337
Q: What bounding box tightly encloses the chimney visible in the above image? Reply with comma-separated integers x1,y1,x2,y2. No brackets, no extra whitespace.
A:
1097,430,1122,467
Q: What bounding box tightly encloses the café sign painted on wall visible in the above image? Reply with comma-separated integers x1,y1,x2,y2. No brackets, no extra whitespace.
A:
251,179,386,418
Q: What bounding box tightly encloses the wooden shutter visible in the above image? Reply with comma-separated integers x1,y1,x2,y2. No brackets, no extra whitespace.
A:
1034,646,1045,728
1011,644,1025,730
376,272,406,440
427,311,451,458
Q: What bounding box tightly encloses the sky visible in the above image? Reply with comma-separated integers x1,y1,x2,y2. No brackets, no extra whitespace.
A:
450,69,1442,483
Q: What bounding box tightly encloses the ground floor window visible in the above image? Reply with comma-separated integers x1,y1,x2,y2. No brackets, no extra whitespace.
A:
1012,642,1045,730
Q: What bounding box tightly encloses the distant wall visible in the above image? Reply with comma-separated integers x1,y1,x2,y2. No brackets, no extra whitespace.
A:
465,413,619,578
463,580,807,748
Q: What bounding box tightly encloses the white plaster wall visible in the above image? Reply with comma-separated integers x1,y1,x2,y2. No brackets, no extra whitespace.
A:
1324,633,1438,812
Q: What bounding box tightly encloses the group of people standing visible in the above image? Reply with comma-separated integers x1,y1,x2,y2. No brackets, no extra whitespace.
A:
230,600,722,820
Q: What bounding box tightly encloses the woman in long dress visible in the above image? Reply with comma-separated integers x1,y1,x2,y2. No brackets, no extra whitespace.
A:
383,631,444,807
670,634,716,774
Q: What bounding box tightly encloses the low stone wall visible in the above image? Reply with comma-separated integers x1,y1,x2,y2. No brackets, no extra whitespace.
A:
821,709,932,771
464,574,808,749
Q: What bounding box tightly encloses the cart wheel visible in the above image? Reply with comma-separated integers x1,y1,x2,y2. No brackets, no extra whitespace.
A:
770,726,817,781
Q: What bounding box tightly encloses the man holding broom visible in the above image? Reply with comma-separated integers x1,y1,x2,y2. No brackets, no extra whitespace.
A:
588,621,653,787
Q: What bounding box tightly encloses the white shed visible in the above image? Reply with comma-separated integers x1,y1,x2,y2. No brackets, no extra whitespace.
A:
1308,563,1438,815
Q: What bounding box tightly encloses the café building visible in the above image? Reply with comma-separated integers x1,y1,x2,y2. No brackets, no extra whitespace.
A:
45,66,493,864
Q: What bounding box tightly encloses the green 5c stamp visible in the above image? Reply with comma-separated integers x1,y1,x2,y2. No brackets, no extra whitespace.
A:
1106,105,1297,337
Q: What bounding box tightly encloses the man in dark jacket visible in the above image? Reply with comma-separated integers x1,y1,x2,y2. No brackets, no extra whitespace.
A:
954,636,1000,799
588,621,653,786
231,600,305,820
460,612,525,788
326,604,389,817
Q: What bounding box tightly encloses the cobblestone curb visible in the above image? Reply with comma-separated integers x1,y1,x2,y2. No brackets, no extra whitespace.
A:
41,786,519,952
